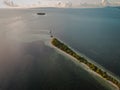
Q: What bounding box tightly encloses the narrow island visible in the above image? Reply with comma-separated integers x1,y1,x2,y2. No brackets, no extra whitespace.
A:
51,37,120,90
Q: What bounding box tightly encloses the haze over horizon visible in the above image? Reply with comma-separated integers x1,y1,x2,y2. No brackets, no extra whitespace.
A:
0,0,120,8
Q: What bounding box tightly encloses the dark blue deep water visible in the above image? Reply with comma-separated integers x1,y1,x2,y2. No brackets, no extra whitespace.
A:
0,7,120,90
50,7,120,77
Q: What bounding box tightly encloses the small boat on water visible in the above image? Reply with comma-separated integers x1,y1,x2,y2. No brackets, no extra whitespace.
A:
37,13,46,15
49,30,53,38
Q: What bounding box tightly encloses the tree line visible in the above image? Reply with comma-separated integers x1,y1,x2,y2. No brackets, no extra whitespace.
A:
52,38,120,89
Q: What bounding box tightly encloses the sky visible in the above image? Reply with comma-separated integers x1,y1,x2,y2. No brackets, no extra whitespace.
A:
9,0,120,5
0,0,120,8
11,0,120,3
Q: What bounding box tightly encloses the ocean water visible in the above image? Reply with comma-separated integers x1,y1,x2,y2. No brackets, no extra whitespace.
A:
48,7,120,77
0,7,120,90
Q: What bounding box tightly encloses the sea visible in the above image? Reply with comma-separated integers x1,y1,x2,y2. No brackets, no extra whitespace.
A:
0,7,120,90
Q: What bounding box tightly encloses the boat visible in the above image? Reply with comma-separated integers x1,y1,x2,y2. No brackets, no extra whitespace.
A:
37,13,46,15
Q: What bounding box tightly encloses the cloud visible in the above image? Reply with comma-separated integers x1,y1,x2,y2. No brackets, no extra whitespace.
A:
0,0,120,8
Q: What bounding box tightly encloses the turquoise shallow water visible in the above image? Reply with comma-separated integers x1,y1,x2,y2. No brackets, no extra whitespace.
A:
0,7,120,90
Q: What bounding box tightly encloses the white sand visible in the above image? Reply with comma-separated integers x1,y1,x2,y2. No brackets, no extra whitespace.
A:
45,38,120,90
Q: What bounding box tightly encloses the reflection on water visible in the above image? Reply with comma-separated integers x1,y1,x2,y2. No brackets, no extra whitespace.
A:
0,40,108,90
0,8,119,90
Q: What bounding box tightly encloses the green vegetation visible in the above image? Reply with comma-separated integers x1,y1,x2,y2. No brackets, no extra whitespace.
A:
52,38,120,89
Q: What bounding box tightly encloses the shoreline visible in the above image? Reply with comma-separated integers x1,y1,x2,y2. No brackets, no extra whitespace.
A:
46,38,120,90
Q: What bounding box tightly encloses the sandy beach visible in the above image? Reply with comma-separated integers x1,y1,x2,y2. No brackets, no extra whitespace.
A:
45,38,120,90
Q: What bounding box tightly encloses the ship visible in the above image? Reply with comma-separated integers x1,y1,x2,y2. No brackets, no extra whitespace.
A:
37,13,46,15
